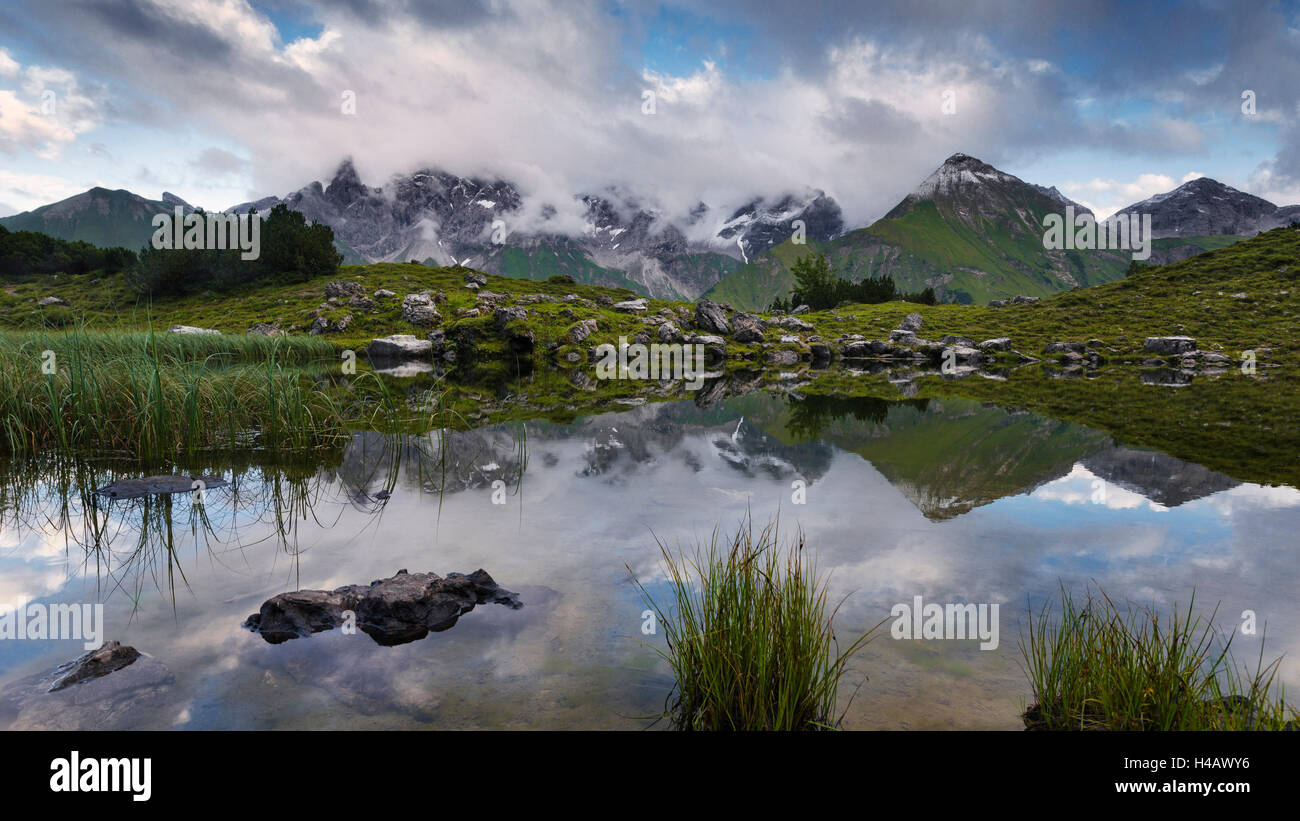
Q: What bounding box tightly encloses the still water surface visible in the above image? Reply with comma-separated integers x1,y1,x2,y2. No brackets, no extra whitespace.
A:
2,393,1296,729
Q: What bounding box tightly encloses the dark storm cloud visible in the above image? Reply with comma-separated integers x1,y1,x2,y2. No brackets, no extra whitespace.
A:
71,0,236,60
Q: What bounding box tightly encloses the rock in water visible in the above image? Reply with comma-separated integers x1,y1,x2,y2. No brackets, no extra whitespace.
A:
0,643,174,730
48,641,140,692
243,569,523,646
94,474,229,499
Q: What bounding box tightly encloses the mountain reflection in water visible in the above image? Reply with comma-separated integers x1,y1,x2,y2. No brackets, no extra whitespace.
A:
0,392,1294,730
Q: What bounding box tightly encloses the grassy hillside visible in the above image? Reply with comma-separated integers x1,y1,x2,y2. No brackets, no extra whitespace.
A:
2,226,1296,482
0,188,171,250
707,192,1142,310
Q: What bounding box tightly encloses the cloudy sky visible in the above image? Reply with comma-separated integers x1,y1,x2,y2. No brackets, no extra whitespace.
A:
1,0,1298,225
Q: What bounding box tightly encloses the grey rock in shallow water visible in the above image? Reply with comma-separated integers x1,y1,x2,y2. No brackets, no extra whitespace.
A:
243,568,523,646
94,474,229,499
0,643,174,730
48,641,140,692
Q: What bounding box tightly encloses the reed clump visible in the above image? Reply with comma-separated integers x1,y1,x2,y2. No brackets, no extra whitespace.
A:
1021,585,1296,730
0,328,346,458
631,516,878,730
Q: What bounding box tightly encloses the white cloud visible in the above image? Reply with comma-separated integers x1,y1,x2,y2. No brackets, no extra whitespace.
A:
0,48,19,78
0,167,92,212
1062,173,1180,219
0,52,100,160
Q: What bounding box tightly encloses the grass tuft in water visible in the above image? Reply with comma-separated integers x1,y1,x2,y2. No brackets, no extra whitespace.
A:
0,328,345,458
1021,585,1297,730
631,516,879,730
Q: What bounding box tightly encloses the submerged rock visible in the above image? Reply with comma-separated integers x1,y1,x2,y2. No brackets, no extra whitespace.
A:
94,474,229,499
243,568,523,646
0,643,174,730
48,641,140,692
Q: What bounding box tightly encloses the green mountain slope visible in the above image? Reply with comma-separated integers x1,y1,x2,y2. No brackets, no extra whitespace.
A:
706,154,1134,310
0,188,179,250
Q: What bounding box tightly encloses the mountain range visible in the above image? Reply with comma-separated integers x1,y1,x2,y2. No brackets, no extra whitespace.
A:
4,154,1295,308
223,160,841,300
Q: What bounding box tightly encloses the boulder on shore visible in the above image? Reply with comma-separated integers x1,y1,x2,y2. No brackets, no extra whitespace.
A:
167,324,221,335
1144,336,1198,355
401,293,440,327
695,299,732,334
367,334,432,359
731,312,766,343
612,298,648,314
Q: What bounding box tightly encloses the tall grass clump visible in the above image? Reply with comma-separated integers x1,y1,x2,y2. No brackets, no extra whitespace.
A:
630,516,879,730
1021,585,1296,730
0,328,347,459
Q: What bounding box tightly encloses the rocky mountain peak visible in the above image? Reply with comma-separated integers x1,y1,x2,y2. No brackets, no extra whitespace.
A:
1116,177,1281,238
911,153,1016,200
324,158,371,207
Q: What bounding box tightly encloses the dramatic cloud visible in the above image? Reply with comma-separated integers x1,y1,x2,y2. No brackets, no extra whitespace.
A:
0,0,1296,222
